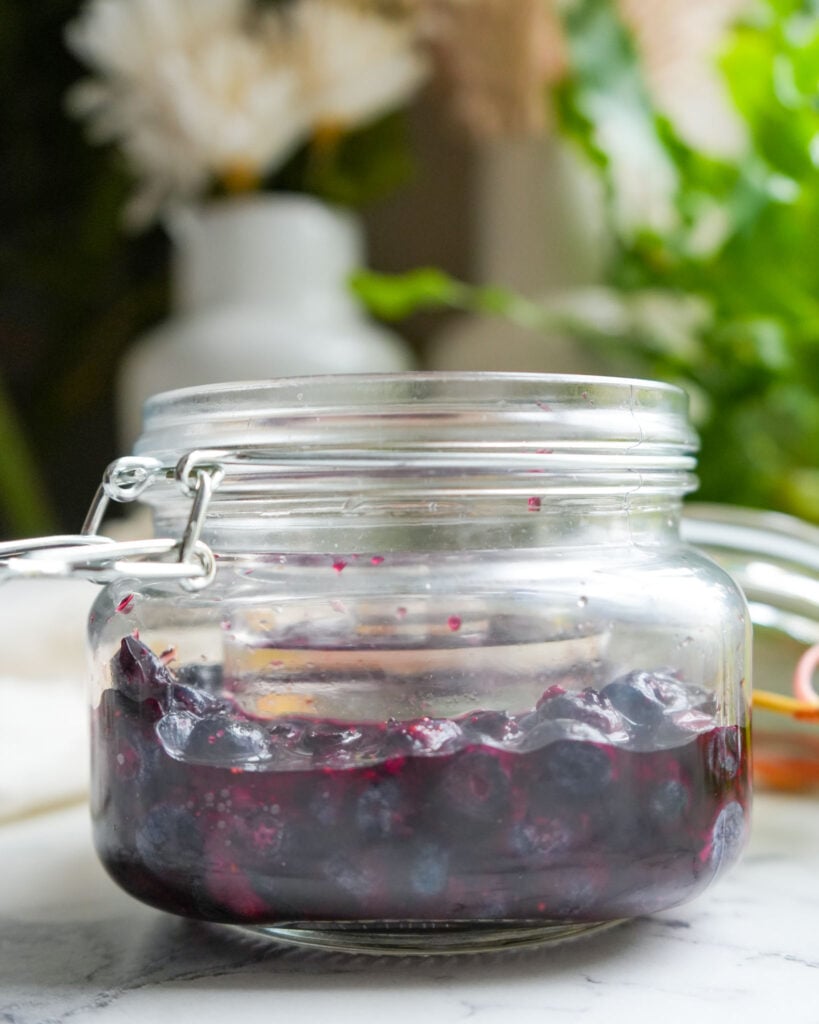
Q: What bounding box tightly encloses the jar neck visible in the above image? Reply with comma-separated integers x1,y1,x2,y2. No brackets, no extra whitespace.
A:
150,493,686,557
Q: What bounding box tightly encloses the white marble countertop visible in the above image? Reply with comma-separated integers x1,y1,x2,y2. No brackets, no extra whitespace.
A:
1,792,818,1023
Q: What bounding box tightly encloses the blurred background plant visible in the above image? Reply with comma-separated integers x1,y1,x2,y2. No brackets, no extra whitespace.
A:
358,0,819,522
3,0,819,538
0,0,447,537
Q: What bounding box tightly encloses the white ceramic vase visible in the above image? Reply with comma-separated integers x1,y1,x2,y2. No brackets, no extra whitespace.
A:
117,194,414,448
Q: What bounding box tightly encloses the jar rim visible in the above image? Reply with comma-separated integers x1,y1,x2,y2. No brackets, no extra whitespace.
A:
135,372,697,462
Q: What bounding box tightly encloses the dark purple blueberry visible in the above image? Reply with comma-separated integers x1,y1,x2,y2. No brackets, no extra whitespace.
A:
509,815,574,865
436,750,510,825
537,687,622,735
308,780,346,828
601,672,667,730
408,841,449,897
706,727,742,783
649,673,715,715
231,811,287,869
111,636,174,705
97,687,162,734
155,711,198,759
648,779,690,825
169,683,220,716
708,801,746,874
135,804,203,874
538,739,613,800
355,779,406,839
541,864,605,918
323,852,378,899
186,715,272,765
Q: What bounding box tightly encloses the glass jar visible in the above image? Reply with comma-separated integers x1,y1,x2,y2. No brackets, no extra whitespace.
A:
87,373,751,955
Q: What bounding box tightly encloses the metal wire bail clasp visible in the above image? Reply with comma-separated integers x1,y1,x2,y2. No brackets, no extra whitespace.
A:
0,452,224,590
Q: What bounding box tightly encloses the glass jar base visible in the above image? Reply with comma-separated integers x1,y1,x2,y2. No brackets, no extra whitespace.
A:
237,918,626,956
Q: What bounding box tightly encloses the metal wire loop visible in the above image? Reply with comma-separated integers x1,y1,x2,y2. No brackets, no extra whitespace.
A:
174,449,228,497
82,456,165,536
4,452,225,589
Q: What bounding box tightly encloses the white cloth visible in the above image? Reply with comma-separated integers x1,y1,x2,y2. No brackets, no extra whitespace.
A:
0,578,97,821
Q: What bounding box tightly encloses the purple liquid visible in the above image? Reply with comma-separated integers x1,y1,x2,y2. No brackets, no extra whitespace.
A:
91,638,750,926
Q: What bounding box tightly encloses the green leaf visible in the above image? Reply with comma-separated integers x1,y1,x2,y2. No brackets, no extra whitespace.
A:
350,268,468,320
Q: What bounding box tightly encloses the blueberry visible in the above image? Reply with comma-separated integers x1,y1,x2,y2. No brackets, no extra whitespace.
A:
538,740,613,799
537,688,622,735
232,811,287,868
437,750,510,824
649,674,715,715
155,711,198,759
97,687,161,736
709,802,746,874
539,865,604,917
509,815,573,865
170,684,219,716
111,636,174,704
136,803,203,874
355,780,405,839
323,853,377,899
308,782,344,827
601,672,667,730
408,842,449,897
648,779,690,825
707,727,742,782
186,715,272,765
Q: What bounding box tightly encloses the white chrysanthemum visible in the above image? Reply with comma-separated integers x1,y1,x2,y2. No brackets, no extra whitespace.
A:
66,0,251,79
66,0,308,225
293,0,429,130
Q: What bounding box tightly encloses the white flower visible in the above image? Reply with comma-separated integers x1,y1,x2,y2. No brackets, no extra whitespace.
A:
66,0,308,226
65,0,251,79
293,0,429,131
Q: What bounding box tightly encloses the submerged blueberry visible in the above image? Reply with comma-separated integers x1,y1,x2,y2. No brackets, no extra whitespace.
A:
709,802,746,873
355,779,405,839
648,779,690,825
509,815,574,864
136,804,203,873
408,842,449,897
437,750,510,824
707,727,742,782
539,739,613,799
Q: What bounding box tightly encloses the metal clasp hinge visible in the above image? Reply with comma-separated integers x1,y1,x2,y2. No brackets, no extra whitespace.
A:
0,451,225,591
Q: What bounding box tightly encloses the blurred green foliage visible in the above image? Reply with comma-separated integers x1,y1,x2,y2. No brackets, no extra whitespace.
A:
556,0,819,520
357,0,819,522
